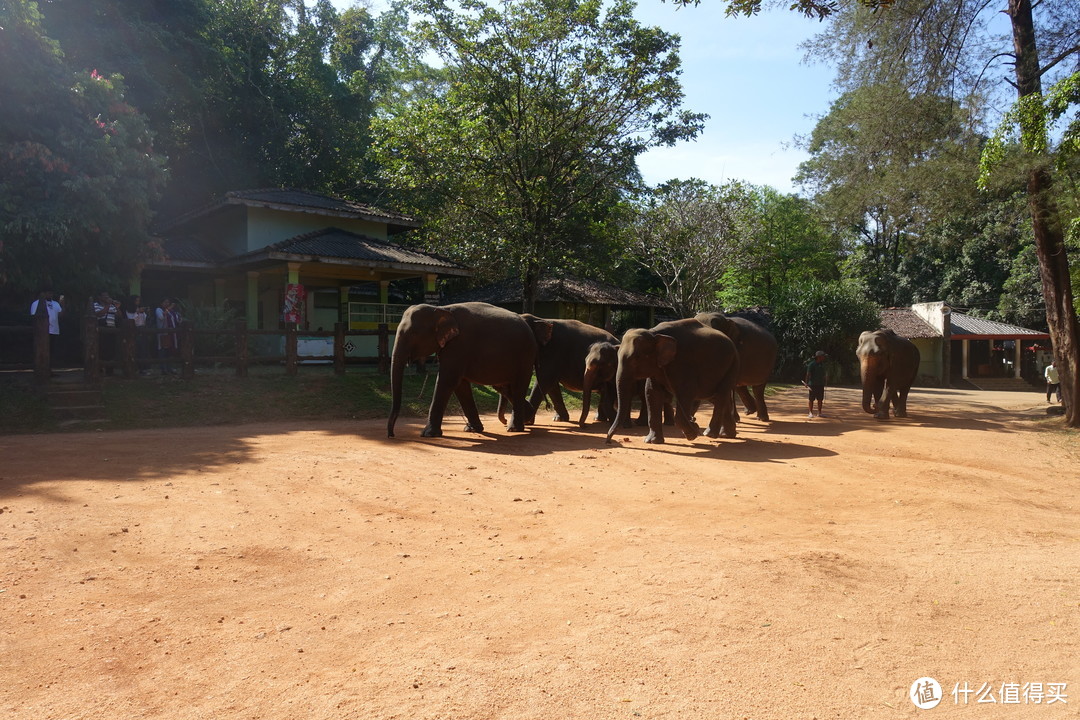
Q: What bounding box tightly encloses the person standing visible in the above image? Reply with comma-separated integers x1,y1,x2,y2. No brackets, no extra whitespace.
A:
1044,360,1061,403
123,294,151,374
93,291,121,375
30,288,64,369
156,297,181,375
804,350,829,418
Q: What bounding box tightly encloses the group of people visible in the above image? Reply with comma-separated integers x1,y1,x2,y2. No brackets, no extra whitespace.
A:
31,288,182,375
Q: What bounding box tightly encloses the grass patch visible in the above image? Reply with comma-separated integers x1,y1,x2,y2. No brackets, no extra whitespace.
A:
0,377,54,434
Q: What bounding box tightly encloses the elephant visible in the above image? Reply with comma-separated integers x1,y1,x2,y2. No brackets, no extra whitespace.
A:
856,329,920,419
580,340,673,427
387,302,547,438
695,311,778,421
497,316,619,425
606,318,740,444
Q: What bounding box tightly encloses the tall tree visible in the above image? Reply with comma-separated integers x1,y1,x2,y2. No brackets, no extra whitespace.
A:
796,83,985,307
0,0,167,300
373,0,705,310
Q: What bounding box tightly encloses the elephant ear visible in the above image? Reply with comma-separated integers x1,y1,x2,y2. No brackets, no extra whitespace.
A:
654,333,677,367
434,310,459,348
522,314,554,346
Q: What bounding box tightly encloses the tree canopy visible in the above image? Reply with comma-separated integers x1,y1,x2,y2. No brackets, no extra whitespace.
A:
372,0,706,310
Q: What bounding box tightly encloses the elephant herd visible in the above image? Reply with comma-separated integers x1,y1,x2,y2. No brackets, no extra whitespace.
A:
386,301,919,441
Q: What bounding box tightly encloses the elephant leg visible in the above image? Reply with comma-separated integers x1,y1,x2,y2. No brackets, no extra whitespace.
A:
643,380,672,444
422,372,460,437
598,386,617,423
736,386,757,416
548,388,571,423
875,384,893,419
895,388,910,417
704,394,738,439
496,393,509,425
456,380,485,433
752,384,769,421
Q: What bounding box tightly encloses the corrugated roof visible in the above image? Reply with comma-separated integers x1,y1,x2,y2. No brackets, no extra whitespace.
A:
451,275,670,308
879,308,940,339
244,227,468,271
878,307,1049,339
950,312,1049,338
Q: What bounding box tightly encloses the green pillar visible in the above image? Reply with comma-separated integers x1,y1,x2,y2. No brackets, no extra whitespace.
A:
246,271,259,330
379,280,390,304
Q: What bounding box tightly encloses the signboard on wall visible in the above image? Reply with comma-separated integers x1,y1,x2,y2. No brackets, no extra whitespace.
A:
283,283,306,324
423,291,440,305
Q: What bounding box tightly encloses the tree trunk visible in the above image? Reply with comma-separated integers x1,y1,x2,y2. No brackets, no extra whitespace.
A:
1009,0,1080,426
521,262,540,315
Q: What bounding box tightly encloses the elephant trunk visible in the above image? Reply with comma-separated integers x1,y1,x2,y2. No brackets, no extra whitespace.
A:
579,366,599,425
606,365,635,443
387,339,410,437
860,359,882,414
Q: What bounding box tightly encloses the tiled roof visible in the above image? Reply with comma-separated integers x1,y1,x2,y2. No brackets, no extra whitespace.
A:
225,189,417,225
949,312,1049,338
451,275,670,308
246,227,467,271
161,188,418,231
879,308,940,339
158,236,229,264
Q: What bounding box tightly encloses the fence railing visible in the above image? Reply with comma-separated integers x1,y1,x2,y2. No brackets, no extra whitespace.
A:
3,314,395,384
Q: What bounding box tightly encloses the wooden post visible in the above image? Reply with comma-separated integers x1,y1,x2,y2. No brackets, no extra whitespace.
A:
235,319,249,377
83,313,100,384
285,325,298,376
378,322,389,374
334,322,346,376
33,298,50,385
180,320,195,379
120,316,137,379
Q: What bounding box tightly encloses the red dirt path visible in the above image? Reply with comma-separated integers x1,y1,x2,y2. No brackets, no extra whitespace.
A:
1,385,1077,719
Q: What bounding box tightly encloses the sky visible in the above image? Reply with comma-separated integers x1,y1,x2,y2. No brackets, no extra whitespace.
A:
331,0,839,195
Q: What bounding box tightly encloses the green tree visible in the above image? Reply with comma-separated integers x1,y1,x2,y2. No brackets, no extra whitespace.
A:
796,83,985,307
717,186,842,310
627,178,752,317
771,279,882,382
0,0,167,300
373,0,706,310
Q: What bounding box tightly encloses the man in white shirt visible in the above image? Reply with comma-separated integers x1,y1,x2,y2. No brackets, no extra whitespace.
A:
30,288,64,368
1044,360,1061,403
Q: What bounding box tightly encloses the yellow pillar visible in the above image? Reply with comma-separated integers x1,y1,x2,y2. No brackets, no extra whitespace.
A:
287,263,301,285
246,271,260,330
379,280,390,304
339,286,350,325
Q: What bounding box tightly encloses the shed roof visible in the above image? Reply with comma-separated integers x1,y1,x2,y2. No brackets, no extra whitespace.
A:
451,275,670,309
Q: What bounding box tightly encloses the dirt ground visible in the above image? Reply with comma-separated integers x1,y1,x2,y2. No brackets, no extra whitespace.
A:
1,385,1077,719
